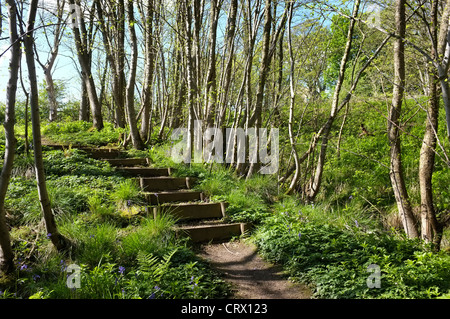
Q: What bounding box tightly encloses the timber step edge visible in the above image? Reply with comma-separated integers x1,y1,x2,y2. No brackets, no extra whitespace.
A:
175,223,252,243
153,202,227,221
144,190,204,205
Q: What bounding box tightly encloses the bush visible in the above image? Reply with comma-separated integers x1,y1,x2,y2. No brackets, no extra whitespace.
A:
253,205,450,299
42,121,124,146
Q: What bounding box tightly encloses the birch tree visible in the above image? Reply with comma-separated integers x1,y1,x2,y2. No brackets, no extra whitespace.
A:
69,0,103,130
139,0,156,141
125,0,145,149
35,0,66,122
0,0,20,274
388,0,418,238
305,0,361,200
23,0,71,251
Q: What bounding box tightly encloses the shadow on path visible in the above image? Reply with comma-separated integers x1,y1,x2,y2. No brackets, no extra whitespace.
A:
196,240,312,299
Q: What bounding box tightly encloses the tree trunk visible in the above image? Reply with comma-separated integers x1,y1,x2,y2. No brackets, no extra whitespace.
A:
388,0,418,238
24,0,70,251
79,78,89,121
45,73,59,122
139,0,155,141
125,0,145,150
420,71,442,247
204,0,220,128
286,2,300,195
96,0,126,128
217,0,238,128
235,0,261,175
35,0,65,122
179,1,197,163
69,0,103,130
171,48,185,129
419,0,444,248
246,0,272,178
0,0,20,274
306,0,360,200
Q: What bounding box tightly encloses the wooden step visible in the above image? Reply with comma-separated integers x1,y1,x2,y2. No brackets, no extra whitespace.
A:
41,143,124,159
80,147,124,159
118,167,172,177
145,190,204,205
139,177,196,192
105,158,150,167
176,223,251,243
153,202,226,221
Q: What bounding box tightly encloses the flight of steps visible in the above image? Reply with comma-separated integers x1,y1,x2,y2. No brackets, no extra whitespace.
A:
49,145,249,243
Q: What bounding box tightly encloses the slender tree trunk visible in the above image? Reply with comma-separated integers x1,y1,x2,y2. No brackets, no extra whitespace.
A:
420,0,443,248
79,78,89,121
286,2,300,195
24,0,70,251
436,0,450,144
180,1,197,163
388,0,418,238
95,0,125,128
204,0,220,128
246,0,272,178
171,49,185,129
69,0,103,130
235,0,261,175
0,0,20,274
420,70,442,246
218,0,238,128
35,0,65,122
306,0,360,200
192,0,204,120
45,73,59,122
115,1,126,128
126,0,145,150
139,0,155,141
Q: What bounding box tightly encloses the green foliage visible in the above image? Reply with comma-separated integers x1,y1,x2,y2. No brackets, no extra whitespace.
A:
254,206,450,299
110,179,143,206
42,121,124,146
119,215,178,263
43,149,114,176
1,138,229,299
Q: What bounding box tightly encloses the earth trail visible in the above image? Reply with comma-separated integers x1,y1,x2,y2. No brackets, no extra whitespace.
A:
196,240,312,299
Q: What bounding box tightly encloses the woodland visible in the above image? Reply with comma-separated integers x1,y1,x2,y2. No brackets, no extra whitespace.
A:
0,0,450,299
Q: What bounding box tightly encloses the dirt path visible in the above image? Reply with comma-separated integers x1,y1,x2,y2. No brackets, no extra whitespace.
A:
196,240,312,299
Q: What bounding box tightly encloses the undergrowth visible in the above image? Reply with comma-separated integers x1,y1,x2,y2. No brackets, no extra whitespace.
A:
253,204,450,298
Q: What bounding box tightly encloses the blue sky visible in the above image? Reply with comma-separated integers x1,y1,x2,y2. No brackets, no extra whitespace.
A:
0,0,82,104
0,0,344,105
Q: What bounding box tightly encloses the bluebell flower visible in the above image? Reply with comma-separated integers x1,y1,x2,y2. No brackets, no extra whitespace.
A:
355,219,359,227
118,266,125,275
47,233,52,239
298,232,302,240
